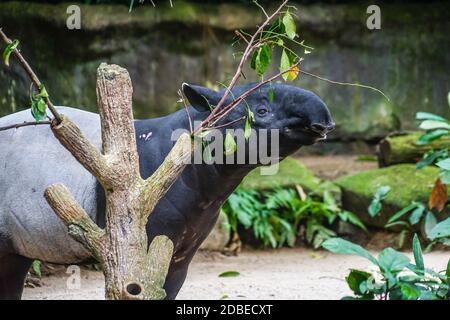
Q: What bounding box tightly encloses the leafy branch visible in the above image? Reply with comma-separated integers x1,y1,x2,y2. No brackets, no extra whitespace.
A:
0,28,61,124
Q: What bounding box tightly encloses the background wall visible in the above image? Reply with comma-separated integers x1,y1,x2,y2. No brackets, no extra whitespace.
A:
0,1,449,143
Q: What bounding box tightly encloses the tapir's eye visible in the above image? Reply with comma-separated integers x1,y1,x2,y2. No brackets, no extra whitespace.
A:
256,106,269,117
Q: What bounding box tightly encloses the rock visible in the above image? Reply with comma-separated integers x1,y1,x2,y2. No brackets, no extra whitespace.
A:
335,164,449,228
1,2,450,142
240,157,342,203
200,210,230,252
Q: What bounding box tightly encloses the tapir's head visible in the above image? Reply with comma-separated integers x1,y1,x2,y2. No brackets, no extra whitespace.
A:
182,82,334,161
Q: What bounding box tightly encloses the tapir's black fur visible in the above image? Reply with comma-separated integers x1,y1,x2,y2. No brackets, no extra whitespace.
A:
0,83,334,299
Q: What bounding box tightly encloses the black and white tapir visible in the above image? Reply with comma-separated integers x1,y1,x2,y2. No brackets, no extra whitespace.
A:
0,83,334,299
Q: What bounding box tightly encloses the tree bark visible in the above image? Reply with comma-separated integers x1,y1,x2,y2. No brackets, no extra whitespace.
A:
44,63,194,299
377,131,450,167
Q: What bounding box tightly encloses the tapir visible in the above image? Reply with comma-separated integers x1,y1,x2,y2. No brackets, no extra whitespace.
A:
0,83,334,299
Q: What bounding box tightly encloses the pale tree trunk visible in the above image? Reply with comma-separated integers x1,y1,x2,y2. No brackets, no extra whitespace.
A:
44,63,194,299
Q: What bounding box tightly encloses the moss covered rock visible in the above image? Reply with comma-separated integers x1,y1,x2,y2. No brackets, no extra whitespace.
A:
335,164,449,228
240,157,342,203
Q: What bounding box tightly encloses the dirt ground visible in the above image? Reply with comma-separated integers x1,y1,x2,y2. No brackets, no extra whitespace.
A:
299,155,378,180
22,155,445,300
23,248,449,300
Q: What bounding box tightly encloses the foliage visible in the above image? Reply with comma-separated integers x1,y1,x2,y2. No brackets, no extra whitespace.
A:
222,186,366,249
415,93,450,185
218,271,240,277
368,185,391,217
382,94,450,248
2,39,19,67
2,39,49,122
322,235,450,300
31,260,42,278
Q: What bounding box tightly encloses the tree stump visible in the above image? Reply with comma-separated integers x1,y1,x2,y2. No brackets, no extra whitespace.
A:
44,63,194,299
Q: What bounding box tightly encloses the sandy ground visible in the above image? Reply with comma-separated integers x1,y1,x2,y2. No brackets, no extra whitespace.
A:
23,248,449,300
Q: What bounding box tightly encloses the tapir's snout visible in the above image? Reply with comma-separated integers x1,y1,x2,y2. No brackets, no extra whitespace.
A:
309,122,335,137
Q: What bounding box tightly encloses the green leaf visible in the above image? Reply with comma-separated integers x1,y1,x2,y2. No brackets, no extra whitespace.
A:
280,49,290,81
32,260,42,278
219,271,240,277
409,205,425,225
378,248,410,273
266,17,285,36
386,202,418,224
248,109,255,123
419,120,450,131
416,149,448,169
197,130,212,139
346,269,372,296
385,221,410,229
322,238,378,265
282,11,296,39
338,210,367,232
224,132,237,156
369,186,391,217
255,44,272,76
244,117,251,140
2,39,19,67
30,97,47,122
416,129,449,145
375,185,391,198
440,169,450,184
38,85,49,98
448,92,450,108
412,234,424,275
424,212,438,238
368,200,382,218
399,283,421,300
436,158,450,171
427,217,450,240
416,112,447,122
446,259,450,285
268,85,274,104
250,50,258,70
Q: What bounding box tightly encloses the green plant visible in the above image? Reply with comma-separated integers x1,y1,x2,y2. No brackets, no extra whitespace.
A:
222,186,366,249
415,92,450,184
368,185,391,217
322,235,450,300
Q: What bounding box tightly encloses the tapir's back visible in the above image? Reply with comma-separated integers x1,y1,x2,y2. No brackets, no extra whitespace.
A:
0,107,102,263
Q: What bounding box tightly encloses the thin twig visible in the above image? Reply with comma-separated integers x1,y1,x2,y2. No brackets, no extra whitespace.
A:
253,0,269,18
0,120,52,132
207,116,245,130
195,0,289,131
234,30,250,45
0,28,62,123
202,61,302,130
298,69,390,101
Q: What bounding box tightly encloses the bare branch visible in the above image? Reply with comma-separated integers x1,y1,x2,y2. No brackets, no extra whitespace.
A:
234,30,250,45
208,116,245,130
50,115,118,189
44,183,105,260
0,120,51,132
0,28,62,123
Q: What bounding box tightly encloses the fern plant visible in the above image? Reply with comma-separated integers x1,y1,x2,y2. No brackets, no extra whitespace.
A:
222,186,366,249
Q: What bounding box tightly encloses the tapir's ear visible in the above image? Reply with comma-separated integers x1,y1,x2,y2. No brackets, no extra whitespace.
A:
182,83,219,112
